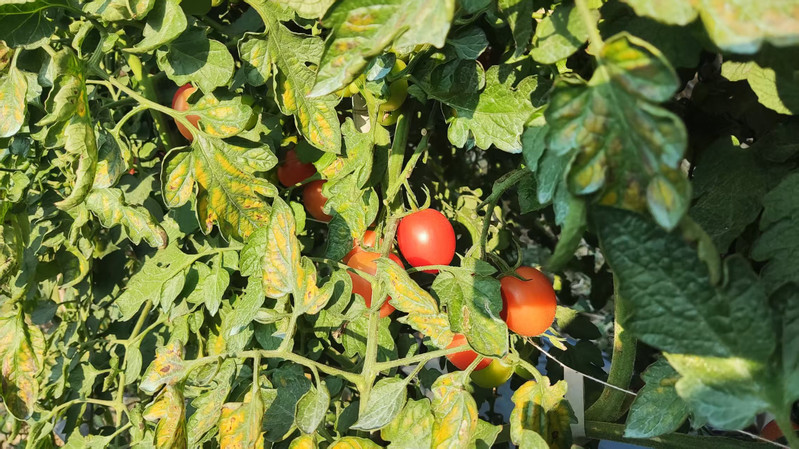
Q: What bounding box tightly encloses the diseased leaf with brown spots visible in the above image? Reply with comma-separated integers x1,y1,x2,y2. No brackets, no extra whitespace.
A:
378,259,454,348
218,390,265,449
143,385,187,449
430,373,478,449
140,342,186,394
245,2,342,153
509,377,574,449
0,312,45,420
161,134,277,240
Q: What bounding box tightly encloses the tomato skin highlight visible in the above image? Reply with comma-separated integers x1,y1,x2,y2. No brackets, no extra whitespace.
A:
343,230,377,264
445,333,491,371
347,251,403,318
470,358,513,388
302,180,332,222
397,209,456,273
277,149,316,187
171,84,201,141
500,266,557,337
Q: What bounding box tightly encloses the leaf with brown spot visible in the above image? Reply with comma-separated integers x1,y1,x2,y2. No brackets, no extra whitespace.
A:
0,312,45,420
218,391,265,449
140,342,186,394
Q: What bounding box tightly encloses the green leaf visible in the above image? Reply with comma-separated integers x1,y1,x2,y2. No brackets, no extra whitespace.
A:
156,29,234,93
295,384,330,434
185,256,230,316
245,4,343,152
273,0,335,18
693,0,799,54
752,173,799,293
778,287,799,400
509,377,573,448
432,261,508,358
624,359,689,438
0,312,45,420
84,188,168,248
689,137,777,251
62,433,114,449
546,33,687,229
84,0,155,21
0,1,68,48
430,373,478,449
309,0,455,96
128,0,187,53
381,399,435,449
379,259,454,349
620,0,697,26
498,0,534,57
186,360,234,446
162,135,277,239
56,117,99,210
547,182,586,271
341,312,396,361
447,27,488,60
0,65,27,138
522,120,547,173
443,66,537,152
530,4,592,64
222,278,265,340
472,419,502,449
264,364,312,441
353,377,407,431
114,244,199,321
722,53,799,115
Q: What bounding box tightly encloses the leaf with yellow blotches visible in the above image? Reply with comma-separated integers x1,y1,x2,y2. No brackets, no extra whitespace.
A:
245,3,342,153
218,391,265,449
84,187,168,248
0,65,27,138
161,134,277,240
509,377,574,449
378,259,454,348
430,373,478,449
0,312,45,420
188,94,254,139
143,386,187,449
289,434,318,449
140,342,186,394
381,399,434,449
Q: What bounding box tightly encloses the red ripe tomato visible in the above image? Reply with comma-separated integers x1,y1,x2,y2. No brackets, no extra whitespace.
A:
302,180,332,222
761,419,799,442
347,251,403,318
343,230,377,264
397,209,455,273
445,333,490,371
500,266,557,337
277,149,316,187
171,84,201,141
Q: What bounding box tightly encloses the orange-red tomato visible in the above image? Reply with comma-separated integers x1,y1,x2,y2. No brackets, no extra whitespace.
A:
343,230,377,264
500,266,557,337
761,420,799,442
397,209,455,273
277,148,316,187
302,180,332,222
171,84,201,141
445,333,490,371
347,251,403,318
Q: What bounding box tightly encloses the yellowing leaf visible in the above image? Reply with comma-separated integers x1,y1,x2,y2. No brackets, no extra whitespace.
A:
0,65,27,138
84,188,168,248
289,434,318,449
161,135,277,239
143,386,187,449
430,373,478,449
218,392,265,449
378,259,454,348
0,312,45,420
328,437,383,449
510,377,574,449
140,342,186,394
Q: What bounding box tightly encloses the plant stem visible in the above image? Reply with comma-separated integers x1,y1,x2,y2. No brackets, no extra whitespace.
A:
374,345,468,372
125,54,180,150
774,410,799,449
585,278,637,421
584,421,778,449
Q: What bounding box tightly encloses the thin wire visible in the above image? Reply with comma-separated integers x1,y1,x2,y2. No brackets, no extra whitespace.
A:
733,429,789,448
530,341,637,396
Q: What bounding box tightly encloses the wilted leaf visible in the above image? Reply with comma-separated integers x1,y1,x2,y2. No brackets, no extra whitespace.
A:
140,342,186,394
143,386,187,449
329,437,382,449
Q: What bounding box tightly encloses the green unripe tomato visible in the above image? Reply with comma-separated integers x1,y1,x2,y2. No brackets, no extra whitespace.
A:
378,109,399,126
379,78,408,113
470,358,514,388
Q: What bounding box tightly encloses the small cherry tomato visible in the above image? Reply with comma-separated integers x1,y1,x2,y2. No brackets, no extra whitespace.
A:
378,109,399,126
277,149,316,187
172,84,201,142
470,358,514,388
347,251,403,318
343,230,378,264
761,419,799,442
378,61,408,114
445,333,490,371
500,266,557,337
302,180,332,222
397,209,456,273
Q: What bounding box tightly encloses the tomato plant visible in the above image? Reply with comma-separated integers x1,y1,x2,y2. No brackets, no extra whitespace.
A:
499,266,557,337
347,251,403,318
2,0,799,448
397,208,456,272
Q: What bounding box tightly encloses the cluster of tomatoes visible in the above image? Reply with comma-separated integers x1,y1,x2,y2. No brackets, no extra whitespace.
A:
171,79,556,390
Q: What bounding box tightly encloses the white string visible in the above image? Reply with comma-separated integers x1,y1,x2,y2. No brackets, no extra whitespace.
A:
733,429,789,448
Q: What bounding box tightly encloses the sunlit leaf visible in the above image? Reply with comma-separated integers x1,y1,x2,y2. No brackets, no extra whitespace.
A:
156,29,234,93
128,0,186,53
84,188,168,248
143,385,187,449
0,312,45,420
530,4,592,64
0,65,27,138
430,373,478,449
140,342,186,394
295,384,330,434
353,377,407,431
381,399,435,449
329,437,383,449
218,390,265,449
509,377,573,448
